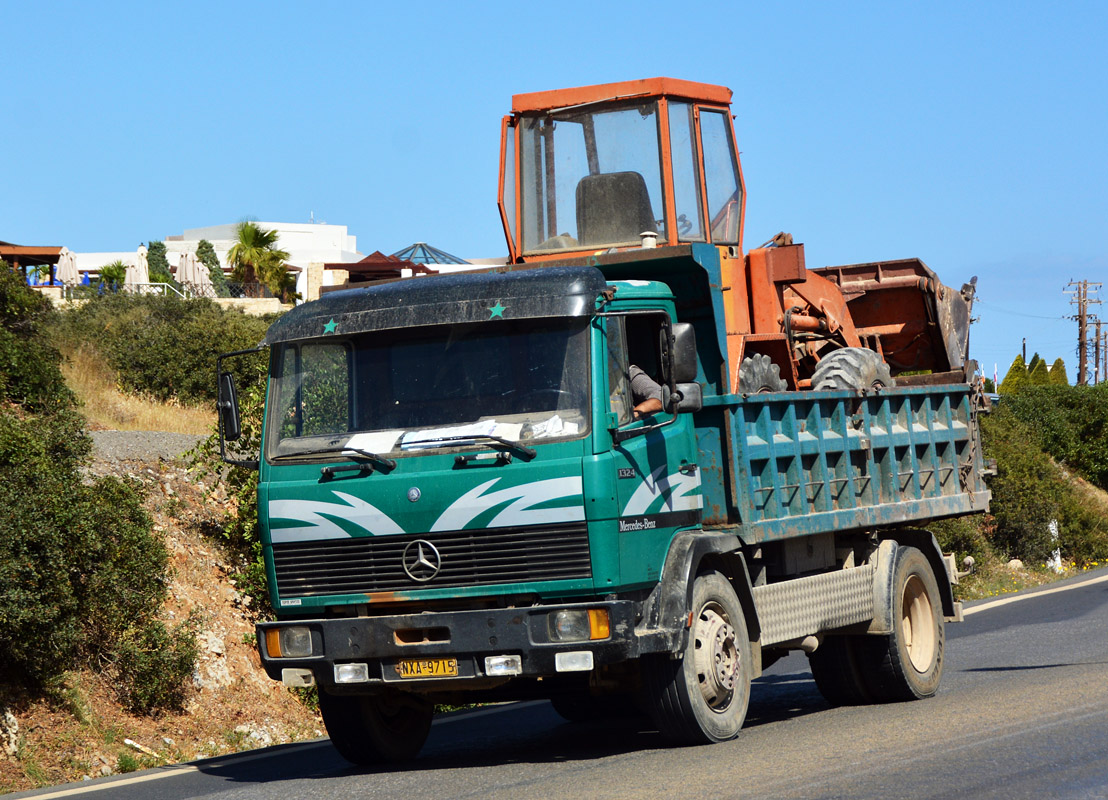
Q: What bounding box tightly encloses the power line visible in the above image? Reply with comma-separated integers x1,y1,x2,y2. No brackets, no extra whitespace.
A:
974,299,1067,321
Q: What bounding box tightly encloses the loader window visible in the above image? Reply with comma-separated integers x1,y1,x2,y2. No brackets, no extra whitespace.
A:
669,102,705,242
519,102,666,253
700,109,742,244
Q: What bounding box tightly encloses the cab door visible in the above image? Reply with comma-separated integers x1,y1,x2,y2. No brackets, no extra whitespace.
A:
604,313,702,585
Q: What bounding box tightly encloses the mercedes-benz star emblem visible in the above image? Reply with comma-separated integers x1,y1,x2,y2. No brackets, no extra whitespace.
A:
401,540,441,582
407,487,421,502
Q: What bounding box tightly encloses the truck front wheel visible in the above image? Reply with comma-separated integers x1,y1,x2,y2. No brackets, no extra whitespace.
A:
319,688,434,764
642,571,752,744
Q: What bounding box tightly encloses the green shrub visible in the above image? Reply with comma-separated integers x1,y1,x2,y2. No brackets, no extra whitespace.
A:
191,375,269,612
111,615,199,715
998,384,1108,489
50,293,271,405
0,265,196,708
980,404,1108,563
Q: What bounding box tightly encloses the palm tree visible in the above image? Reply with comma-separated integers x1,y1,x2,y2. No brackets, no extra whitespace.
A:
226,221,291,299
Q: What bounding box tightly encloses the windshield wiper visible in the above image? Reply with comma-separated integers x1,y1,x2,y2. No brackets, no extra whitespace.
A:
402,434,536,460
276,445,397,473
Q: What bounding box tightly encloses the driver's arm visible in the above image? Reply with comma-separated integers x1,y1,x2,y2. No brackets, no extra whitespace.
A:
628,365,663,419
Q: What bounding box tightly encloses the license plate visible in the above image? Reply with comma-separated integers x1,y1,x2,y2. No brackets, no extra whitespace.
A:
396,657,459,679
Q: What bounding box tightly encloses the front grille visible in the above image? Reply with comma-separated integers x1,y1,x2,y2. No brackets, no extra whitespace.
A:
272,523,591,597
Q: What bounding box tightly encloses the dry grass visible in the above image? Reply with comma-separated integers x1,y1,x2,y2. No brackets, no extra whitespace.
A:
60,346,215,435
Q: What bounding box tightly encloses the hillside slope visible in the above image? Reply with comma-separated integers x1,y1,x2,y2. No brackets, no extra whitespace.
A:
0,435,321,793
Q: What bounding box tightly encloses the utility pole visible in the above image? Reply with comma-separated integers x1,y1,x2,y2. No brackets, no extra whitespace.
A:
1097,319,1104,385
1065,281,1103,385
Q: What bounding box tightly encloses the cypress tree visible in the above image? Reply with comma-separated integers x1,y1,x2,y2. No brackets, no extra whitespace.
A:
999,355,1028,394
1049,358,1069,386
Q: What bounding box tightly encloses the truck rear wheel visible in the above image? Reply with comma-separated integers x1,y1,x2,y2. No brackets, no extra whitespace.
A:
807,635,873,706
642,571,752,744
812,348,895,391
319,688,434,764
857,546,945,701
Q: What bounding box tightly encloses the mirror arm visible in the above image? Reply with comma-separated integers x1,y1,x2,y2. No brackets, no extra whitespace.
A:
610,408,680,444
216,345,266,470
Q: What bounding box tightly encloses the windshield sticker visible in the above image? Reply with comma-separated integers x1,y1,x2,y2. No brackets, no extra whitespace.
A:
344,430,403,453
622,466,703,516
531,414,579,438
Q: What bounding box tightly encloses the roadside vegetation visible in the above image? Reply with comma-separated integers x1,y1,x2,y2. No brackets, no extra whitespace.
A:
0,266,198,717
934,384,1108,599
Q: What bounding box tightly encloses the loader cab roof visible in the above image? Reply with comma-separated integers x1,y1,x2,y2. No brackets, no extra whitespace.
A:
498,78,746,264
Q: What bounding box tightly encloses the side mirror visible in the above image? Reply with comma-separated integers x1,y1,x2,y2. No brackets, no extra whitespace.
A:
218,370,242,442
674,381,703,413
671,323,698,383
657,327,673,385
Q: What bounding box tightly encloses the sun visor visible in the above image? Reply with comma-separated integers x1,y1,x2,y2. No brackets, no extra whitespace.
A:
263,266,608,345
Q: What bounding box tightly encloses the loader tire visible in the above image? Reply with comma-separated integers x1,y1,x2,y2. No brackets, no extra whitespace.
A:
739,354,788,393
812,348,895,391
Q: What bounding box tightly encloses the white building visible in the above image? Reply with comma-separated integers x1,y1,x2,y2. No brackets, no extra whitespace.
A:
73,221,364,297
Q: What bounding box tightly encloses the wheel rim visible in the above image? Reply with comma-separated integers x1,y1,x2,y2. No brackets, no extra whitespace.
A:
692,602,739,712
901,574,936,672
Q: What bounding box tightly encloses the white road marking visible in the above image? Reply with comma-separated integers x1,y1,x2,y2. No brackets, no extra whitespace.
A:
962,570,1108,616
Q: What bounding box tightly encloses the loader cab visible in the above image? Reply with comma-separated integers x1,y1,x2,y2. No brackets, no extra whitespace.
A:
498,78,745,263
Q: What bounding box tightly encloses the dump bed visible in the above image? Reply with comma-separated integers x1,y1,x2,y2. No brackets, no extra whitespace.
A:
704,383,989,543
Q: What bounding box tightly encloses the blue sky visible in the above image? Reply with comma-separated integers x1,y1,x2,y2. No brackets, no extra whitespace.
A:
4,1,1106,380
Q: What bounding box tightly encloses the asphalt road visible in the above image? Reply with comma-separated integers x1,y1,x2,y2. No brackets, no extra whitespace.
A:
16,570,1108,800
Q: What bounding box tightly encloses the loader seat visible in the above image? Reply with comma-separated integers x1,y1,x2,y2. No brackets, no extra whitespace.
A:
575,171,657,246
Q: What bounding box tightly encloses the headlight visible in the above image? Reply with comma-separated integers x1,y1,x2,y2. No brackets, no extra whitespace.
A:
265,626,313,658
549,609,590,642
547,609,609,642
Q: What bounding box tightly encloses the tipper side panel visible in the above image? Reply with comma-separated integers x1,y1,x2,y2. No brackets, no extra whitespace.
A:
727,385,989,543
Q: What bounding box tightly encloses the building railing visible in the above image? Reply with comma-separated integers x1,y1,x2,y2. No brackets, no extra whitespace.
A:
59,282,273,300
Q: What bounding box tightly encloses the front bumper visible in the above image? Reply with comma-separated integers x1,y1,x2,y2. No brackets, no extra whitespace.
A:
256,600,644,689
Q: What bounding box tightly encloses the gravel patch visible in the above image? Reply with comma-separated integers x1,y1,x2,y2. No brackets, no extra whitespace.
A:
90,430,207,465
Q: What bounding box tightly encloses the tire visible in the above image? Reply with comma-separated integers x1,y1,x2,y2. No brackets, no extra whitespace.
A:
807,635,873,706
856,546,945,701
319,688,434,764
738,354,788,393
642,571,752,744
812,348,895,391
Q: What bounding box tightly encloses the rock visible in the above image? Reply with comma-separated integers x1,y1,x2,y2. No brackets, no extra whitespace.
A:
234,723,273,748
1,708,18,756
1007,559,1024,570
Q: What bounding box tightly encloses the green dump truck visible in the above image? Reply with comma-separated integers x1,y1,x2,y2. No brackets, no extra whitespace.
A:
216,78,988,764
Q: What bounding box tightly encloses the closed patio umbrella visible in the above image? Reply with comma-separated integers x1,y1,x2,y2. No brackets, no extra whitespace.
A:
56,247,79,286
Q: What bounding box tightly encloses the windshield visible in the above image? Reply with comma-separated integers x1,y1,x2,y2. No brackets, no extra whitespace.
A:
265,318,591,460
519,101,666,254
